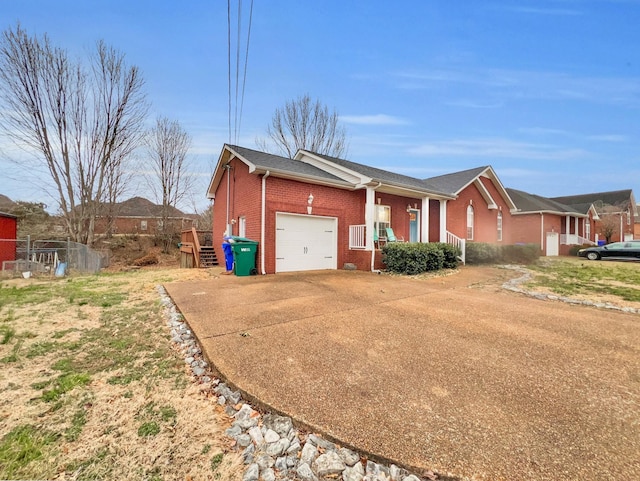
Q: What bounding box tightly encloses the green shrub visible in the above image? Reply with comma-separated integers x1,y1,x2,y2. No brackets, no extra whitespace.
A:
382,242,459,274
568,244,593,256
465,242,540,265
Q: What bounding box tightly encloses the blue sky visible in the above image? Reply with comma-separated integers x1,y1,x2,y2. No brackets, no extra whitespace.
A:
0,0,639,212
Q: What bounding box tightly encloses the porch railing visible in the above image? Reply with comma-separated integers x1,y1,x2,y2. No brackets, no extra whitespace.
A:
349,224,367,249
560,234,596,246
446,231,466,264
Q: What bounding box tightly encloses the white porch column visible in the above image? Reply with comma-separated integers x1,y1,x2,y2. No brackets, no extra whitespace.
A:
365,187,375,250
421,196,429,243
574,217,579,237
439,200,447,242
565,215,570,234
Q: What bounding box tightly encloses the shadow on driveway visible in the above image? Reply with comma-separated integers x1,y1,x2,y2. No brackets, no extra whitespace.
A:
165,267,640,481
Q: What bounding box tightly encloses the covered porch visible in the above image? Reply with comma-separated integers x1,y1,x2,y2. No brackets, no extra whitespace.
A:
346,184,465,264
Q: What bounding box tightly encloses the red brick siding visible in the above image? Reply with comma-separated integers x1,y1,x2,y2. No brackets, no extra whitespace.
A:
445,177,512,244
511,213,563,252
373,192,424,241
264,177,366,273
0,214,17,264
211,159,428,273
429,200,440,241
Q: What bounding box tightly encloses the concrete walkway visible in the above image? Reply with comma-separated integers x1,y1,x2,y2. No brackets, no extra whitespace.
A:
165,267,640,481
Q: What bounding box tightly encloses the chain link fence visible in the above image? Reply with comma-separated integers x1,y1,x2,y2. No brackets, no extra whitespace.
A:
0,237,109,277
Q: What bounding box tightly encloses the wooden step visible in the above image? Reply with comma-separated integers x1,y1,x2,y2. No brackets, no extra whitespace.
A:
199,246,219,267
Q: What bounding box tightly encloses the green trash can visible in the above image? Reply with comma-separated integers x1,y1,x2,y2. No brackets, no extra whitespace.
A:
230,237,259,276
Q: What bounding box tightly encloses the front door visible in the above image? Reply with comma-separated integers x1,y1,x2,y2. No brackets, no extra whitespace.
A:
409,209,420,243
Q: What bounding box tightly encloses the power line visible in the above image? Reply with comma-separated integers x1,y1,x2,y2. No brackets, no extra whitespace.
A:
227,0,254,147
238,0,254,143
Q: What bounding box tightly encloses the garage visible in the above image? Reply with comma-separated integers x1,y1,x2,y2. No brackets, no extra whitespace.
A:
275,213,337,273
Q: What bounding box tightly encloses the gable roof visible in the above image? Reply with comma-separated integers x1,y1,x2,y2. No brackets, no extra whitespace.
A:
114,197,186,218
300,151,453,196
550,189,634,211
423,166,489,194
507,188,586,216
207,145,350,199
424,165,518,212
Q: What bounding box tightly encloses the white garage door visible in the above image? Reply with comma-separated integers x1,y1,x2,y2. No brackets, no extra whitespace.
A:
275,213,337,273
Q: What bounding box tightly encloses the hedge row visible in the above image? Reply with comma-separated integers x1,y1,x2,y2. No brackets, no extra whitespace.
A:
465,242,541,265
382,242,460,275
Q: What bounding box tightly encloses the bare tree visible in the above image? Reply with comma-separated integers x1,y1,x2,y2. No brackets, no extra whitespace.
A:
0,25,147,245
256,94,348,158
145,116,193,253
596,202,629,243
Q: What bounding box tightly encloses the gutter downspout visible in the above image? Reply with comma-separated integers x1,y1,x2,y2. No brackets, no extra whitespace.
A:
370,182,382,273
225,164,231,232
260,170,270,275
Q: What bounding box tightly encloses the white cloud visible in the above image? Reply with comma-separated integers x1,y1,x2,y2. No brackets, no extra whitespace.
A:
393,68,640,107
407,138,589,161
341,114,409,126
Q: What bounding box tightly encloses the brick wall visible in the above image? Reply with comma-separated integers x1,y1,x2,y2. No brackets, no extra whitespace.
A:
212,158,414,273
443,177,513,244
511,213,563,253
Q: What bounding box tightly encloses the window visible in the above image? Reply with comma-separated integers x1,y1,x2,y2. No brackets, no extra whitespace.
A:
585,221,591,240
375,205,390,239
239,216,246,238
466,205,474,240
140,220,147,231
497,211,503,241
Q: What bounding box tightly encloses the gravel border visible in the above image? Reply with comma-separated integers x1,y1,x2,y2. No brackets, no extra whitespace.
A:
499,264,640,314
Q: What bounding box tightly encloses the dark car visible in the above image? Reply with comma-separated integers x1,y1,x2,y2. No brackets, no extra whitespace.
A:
578,241,640,260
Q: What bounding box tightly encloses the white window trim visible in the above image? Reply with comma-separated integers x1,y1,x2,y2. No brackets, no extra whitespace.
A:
466,205,474,241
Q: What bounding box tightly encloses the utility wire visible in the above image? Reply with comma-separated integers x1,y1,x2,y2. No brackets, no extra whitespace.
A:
234,0,242,146
227,0,254,148
227,0,232,145
238,0,254,143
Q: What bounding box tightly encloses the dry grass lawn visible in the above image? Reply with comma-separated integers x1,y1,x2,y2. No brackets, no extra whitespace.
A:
0,266,243,481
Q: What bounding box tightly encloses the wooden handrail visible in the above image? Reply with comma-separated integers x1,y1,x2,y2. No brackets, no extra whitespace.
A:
192,227,201,268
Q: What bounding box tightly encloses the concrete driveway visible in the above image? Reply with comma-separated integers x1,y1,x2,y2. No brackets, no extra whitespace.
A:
165,267,640,481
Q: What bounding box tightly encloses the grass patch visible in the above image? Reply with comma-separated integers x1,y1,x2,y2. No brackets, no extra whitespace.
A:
41,373,91,402
527,259,640,302
137,421,160,437
211,452,224,472
0,325,16,344
0,425,58,479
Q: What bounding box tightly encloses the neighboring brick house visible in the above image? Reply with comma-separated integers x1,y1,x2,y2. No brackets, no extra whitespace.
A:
206,145,518,274
0,211,17,266
93,197,196,236
635,204,640,240
507,189,597,256
550,190,637,244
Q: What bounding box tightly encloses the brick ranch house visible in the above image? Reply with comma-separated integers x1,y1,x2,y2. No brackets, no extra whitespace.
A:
205,144,636,274
206,145,518,274
0,211,17,267
93,196,196,236
550,190,637,244
507,189,598,256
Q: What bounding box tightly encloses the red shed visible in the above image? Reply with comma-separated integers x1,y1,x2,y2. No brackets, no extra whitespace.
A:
0,212,17,267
